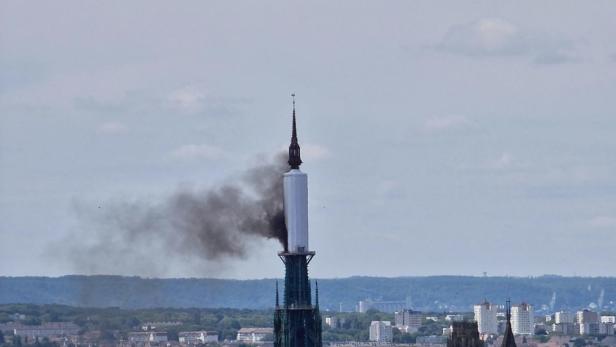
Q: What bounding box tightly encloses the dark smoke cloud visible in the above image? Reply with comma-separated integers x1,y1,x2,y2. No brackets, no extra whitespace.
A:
59,153,288,276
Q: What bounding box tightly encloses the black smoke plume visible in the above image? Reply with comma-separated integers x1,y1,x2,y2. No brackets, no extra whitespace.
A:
60,153,288,276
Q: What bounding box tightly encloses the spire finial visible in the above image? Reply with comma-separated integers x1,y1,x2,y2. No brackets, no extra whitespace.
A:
506,299,511,321
288,93,302,169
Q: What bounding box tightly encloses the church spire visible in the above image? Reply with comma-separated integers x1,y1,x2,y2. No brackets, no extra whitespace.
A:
501,299,517,347
288,93,302,169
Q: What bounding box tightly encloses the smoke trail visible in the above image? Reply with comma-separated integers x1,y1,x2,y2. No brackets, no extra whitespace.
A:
60,153,288,276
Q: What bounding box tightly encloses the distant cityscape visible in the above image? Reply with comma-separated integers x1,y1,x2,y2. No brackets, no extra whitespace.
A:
1,298,615,347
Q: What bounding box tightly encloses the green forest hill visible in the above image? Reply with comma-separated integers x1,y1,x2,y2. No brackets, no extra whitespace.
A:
1,275,615,312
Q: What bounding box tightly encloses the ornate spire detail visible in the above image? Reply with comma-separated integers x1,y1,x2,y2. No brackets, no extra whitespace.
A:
501,299,517,347
288,93,302,169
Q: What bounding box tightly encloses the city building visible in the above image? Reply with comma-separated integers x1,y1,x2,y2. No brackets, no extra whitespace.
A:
141,321,182,331
577,310,599,324
447,321,483,347
474,301,498,335
237,328,274,343
128,332,168,344
511,303,534,335
599,323,615,335
551,323,576,335
273,97,322,347
369,321,393,343
580,323,600,336
178,331,218,344
395,309,423,333
602,316,616,324
13,323,80,339
554,311,574,324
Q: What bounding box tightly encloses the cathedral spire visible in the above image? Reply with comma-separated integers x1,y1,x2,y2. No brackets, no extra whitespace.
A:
288,93,302,169
501,299,517,347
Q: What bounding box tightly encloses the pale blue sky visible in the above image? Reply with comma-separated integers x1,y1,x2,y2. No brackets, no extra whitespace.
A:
1,1,616,278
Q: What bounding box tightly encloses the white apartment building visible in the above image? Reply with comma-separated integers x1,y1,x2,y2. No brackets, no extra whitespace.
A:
474,301,498,335
601,316,616,324
369,321,393,343
555,311,574,324
178,331,218,344
511,303,534,335
236,328,273,343
128,332,168,343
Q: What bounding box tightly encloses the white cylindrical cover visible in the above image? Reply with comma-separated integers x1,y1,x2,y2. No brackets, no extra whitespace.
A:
283,169,309,253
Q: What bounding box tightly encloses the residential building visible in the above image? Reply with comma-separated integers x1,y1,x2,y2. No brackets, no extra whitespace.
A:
555,311,574,324
395,309,423,333
474,301,498,335
128,332,168,344
511,303,534,335
580,323,600,336
552,323,576,335
325,317,345,329
601,316,616,324
577,310,599,324
178,331,218,344
599,323,615,335
369,321,393,343
236,328,273,343
13,323,80,339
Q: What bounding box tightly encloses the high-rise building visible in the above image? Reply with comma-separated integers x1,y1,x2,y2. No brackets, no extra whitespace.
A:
369,321,393,343
511,303,534,335
273,96,322,347
395,309,423,333
576,310,599,324
447,321,483,347
554,311,574,324
474,301,498,335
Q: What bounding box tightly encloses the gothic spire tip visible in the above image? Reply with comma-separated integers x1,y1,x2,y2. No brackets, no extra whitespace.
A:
288,93,302,169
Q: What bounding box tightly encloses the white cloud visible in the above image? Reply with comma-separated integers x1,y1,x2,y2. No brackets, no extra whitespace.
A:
436,18,578,64
167,86,208,114
588,216,616,228
424,115,470,131
96,121,128,134
170,144,225,161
